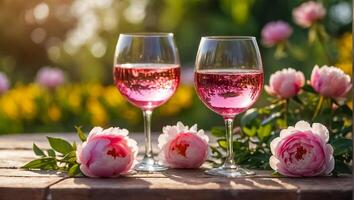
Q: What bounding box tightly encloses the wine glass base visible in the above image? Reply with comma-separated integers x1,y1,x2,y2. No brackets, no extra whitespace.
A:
205,166,255,178
134,157,167,172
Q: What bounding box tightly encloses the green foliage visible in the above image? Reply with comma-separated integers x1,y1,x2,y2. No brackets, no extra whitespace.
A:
47,137,73,155
75,126,87,142
209,84,352,174
21,128,87,177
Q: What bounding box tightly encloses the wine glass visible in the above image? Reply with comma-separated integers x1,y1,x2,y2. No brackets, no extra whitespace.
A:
194,36,263,177
114,33,180,172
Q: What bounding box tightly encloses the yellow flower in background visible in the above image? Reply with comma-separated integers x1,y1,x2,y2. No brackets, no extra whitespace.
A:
0,84,40,120
0,96,18,119
122,108,140,123
102,86,124,107
86,83,104,98
68,92,82,113
48,105,61,122
87,97,107,126
336,32,352,76
160,85,194,116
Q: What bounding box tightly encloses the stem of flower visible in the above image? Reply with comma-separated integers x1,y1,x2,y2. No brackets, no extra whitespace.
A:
313,96,325,120
284,99,289,127
316,25,335,65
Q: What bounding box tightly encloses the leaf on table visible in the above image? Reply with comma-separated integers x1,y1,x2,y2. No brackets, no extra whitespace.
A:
75,126,87,142
47,149,56,157
72,141,77,150
67,164,80,177
21,157,57,169
60,151,77,163
47,136,73,155
33,143,45,156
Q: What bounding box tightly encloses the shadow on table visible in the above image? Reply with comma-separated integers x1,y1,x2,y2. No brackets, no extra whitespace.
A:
163,168,295,190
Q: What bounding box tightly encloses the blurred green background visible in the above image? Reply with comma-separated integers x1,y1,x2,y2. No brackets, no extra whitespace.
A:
0,0,352,134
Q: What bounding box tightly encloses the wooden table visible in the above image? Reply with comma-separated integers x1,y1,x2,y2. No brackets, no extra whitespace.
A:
0,133,352,200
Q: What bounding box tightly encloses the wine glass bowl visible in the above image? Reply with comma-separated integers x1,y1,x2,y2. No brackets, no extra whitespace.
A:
114,33,180,172
194,36,263,177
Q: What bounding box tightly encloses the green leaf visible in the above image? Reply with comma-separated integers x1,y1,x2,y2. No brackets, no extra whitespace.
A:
217,139,227,150
209,146,223,157
47,137,73,155
243,126,257,137
241,109,258,127
67,164,80,177
60,151,77,163
21,157,56,169
257,125,272,141
335,105,352,116
211,127,225,137
33,143,45,157
47,149,56,157
75,126,87,142
302,84,316,93
331,138,352,156
292,96,303,105
333,159,352,174
72,142,77,151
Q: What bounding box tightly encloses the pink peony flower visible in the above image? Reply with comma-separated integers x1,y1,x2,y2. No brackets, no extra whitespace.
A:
293,1,326,28
261,21,293,46
158,122,209,168
76,127,138,177
270,121,334,177
310,65,351,99
0,72,9,94
36,67,65,89
265,68,305,99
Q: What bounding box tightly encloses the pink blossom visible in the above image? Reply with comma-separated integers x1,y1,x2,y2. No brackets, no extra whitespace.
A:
158,122,209,168
293,1,326,28
265,68,305,99
76,127,138,177
36,67,65,89
270,121,334,177
261,21,293,46
310,65,351,99
0,72,9,94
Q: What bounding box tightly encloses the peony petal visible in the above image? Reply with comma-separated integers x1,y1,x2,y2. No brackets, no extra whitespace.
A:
190,124,198,133
269,156,280,171
279,127,295,138
270,137,281,155
87,127,103,141
80,164,97,178
294,121,311,131
324,156,335,175
311,123,329,142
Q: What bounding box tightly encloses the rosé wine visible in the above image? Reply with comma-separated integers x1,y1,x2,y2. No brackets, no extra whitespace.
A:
195,69,263,118
114,64,180,110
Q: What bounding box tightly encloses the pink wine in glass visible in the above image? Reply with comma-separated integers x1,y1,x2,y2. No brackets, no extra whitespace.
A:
195,69,263,118
114,64,180,110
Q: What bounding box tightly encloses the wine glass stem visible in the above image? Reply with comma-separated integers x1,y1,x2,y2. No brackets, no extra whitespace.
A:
143,110,153,158
224,118,236,168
